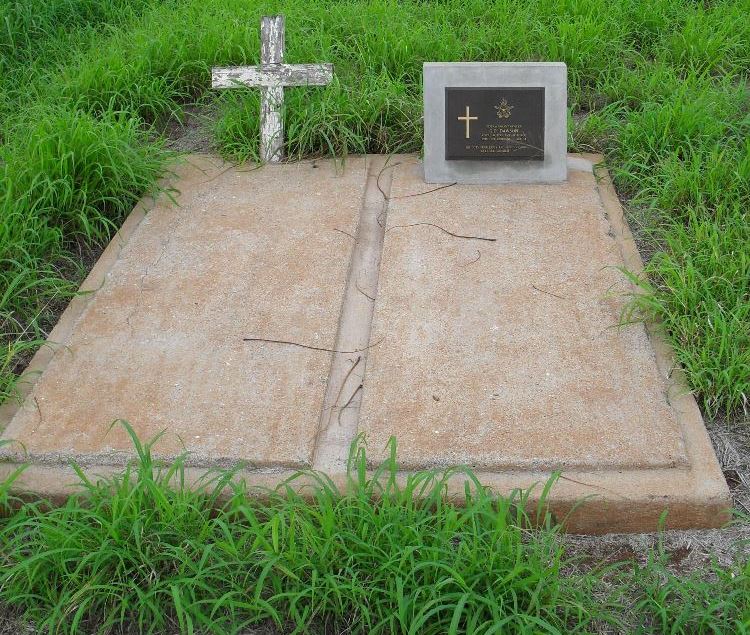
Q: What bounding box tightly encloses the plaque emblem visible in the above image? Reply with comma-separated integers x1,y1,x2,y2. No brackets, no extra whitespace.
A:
494,98,513,119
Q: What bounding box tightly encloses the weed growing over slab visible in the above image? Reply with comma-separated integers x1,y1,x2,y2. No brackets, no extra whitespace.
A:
0,426,604,634
1,428,749,633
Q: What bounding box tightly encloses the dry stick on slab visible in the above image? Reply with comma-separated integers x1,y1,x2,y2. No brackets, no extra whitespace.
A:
458,250,482,267
387,223,497,242
337,383,363,427
199,162,263,184
374,160,457,202
243,337,384,354
333,228,356,240
355,278,375,301
325,355,362,416
391,183,457,200
531,284,568,300
375,159,407,201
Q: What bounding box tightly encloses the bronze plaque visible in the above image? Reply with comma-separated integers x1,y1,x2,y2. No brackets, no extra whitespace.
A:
445,87,545,160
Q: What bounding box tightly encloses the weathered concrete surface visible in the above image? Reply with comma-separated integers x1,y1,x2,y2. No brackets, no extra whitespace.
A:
361,161,686,470
354,156,729,531
0,153,729,533
0,156,364,468
312,156,394,473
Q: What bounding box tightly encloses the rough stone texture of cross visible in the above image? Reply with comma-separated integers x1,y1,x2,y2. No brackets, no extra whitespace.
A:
212,16,333,163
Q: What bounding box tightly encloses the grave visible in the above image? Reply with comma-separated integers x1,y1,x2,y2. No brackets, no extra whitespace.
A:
0,20,729,533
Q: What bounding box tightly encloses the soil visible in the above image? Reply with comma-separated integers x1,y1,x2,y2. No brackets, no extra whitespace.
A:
160,103,217,154
564,522,750,575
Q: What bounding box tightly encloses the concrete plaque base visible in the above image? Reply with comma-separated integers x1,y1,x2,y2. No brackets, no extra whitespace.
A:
424,62,567,184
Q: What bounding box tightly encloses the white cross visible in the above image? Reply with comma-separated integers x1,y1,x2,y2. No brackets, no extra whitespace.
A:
211,16,333,163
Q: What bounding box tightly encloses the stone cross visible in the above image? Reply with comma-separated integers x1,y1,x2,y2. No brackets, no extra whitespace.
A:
211,16,333,163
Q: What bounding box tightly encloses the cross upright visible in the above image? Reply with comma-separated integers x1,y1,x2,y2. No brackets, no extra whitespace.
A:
211,16,333,163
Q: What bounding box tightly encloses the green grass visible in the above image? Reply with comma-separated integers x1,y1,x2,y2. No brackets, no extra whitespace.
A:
628,554,750,633
1,0,748,414
1,4,748,630
0,0,170,403
0,428,749,634
0,426,604,634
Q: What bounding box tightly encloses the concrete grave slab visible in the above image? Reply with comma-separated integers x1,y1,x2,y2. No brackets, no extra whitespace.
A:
0,153,729,533
362,162,684,470
0,156,365,469
359,156,729,532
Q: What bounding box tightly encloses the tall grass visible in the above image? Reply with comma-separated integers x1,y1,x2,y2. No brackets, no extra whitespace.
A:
0,108,168,401
1,0,748,414
0,0,160,124
2,428,749,633
0,0,171,404
0,0,155,65
0,426,602,634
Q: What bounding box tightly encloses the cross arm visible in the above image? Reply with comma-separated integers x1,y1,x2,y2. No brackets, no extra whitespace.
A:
212,63,334,88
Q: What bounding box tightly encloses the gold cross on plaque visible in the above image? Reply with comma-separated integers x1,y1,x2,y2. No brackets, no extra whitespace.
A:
457,105,478,139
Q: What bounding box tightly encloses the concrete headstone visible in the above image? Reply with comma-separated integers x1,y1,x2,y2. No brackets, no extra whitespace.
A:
423,62,567,184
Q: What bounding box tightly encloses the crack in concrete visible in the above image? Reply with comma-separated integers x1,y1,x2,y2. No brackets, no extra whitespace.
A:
125,202,191,335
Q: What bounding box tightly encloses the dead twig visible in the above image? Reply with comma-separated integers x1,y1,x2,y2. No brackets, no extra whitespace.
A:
200,162,262,184
531,284,567,300
327,356,362,418
333,228,355,240
387,222,496,242
375,159,407,201
458,250,481,267
391,183,457,199
355,278,375,301
337,383,363,426
376,165,394,201
243,337,383,354
375,160,457,202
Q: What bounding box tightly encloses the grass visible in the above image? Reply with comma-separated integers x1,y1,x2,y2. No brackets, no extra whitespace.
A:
0,0,170,403
0,426,602,634
0,0,748,415
629,556,750,633
0,428,749,634
0,2,748,630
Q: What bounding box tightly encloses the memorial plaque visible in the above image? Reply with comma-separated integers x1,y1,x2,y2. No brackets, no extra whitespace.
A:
423,62,566,183
445,87,545,160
